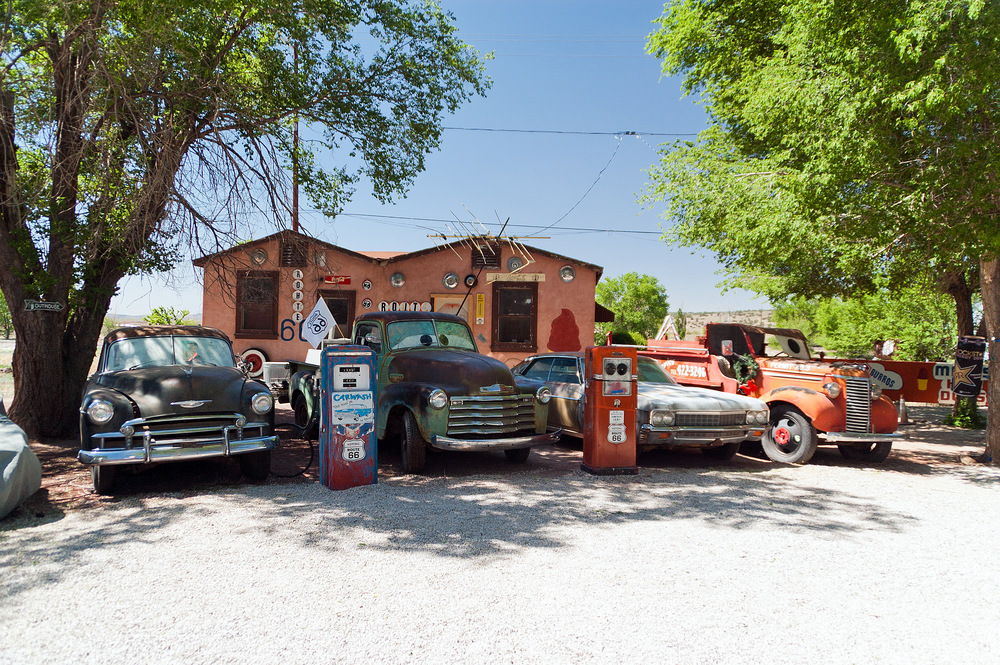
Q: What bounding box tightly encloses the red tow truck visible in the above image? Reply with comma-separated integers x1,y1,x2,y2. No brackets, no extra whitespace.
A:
640,323,902,464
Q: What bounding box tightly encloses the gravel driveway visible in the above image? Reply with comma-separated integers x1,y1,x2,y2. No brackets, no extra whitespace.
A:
2,407,999,664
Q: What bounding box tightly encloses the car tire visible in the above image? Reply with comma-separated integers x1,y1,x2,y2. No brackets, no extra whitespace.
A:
91,465,116,495
701,442,741,461
838,441,892,463
292,393,317,438
240,348,267,378
504,447,531,463
239,450,271,482
401,411,426,473
762,405,818,464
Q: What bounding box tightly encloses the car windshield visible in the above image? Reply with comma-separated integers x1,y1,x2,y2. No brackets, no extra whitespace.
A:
386,320,477,351
103,336,236,372
637,357,677,385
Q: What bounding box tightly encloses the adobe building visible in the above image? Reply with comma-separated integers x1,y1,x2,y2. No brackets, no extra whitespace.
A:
193,230,611,372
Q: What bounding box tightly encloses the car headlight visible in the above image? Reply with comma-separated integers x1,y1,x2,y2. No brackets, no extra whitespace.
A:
870,384,883,400
429,388,448,409
251,392,274,415
823,382,841,399
756,410,769,425
536,386,552,404
650,410,674,427
745,411,756,424
86,399,115,425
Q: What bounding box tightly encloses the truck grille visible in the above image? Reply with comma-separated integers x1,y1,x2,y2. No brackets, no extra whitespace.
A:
447,395,536,437
675,412,747,427
841,376,872,433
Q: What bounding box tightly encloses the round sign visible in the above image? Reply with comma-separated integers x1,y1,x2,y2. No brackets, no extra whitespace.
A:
292,279,304,290
292,311,304,323
292,269,304,280
292,290,303,302
362,279,373,291
292,301,304,312
379,301,389,311
421,302,432,312
362,298,372,309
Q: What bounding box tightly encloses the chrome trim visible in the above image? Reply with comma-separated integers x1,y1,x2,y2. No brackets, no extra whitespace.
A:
820,431,907,442
430,428,561,451
78,434,278,465
171,400,212,409
639,423,760,444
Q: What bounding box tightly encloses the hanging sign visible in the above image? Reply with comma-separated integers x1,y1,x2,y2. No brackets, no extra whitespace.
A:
24,300,64,312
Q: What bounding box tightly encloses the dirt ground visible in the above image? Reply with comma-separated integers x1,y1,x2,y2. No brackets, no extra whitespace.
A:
3,403,990,526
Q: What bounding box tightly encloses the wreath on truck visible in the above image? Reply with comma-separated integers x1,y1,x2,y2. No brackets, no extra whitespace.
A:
728,354,760,395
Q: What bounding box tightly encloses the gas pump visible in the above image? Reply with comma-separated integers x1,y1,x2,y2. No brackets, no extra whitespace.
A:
582,346,638,475
319,345,377,490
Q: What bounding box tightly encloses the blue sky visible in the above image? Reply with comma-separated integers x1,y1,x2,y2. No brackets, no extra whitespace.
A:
109,0,767,318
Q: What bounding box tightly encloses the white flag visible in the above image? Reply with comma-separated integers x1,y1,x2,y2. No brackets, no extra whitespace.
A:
303,298,336,348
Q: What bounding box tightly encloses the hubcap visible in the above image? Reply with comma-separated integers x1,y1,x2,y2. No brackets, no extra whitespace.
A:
774,426,791,445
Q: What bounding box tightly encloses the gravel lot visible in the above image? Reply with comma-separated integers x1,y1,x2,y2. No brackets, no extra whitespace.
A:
2,406,999,664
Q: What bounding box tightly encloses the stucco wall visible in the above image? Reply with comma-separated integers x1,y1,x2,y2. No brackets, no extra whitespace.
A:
198,234,600,367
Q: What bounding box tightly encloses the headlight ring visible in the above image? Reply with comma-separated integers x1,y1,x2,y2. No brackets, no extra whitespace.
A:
251,391,274,415
650,410,674,427
870,384,883,400
428,389,449,409
823,382,842,399
86,399,115,425
536,386,552,404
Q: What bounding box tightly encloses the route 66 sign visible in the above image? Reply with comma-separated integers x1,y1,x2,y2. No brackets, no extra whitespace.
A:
342,438,366,462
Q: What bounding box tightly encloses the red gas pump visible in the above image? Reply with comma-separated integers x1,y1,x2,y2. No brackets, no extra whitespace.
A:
319,345,377,490
582,346,638,475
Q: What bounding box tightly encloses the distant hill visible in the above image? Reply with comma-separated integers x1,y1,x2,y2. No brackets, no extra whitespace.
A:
677,310,774,340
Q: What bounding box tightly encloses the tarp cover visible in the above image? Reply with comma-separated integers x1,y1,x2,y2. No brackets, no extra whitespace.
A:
0,415,41,519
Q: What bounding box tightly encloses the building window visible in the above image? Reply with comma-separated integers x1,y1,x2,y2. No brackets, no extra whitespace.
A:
491,283,537,351
236,271,278,338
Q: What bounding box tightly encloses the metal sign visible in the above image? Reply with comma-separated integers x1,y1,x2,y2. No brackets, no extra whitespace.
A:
24,300,64,312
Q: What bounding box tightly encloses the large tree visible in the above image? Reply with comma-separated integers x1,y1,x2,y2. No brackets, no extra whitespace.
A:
0,0,487,437
645,0,1000,461
595,272,669,343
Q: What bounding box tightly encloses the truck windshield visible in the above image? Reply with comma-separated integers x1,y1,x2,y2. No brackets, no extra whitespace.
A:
637,358,677,385
386,320,477,351
103,336,236,371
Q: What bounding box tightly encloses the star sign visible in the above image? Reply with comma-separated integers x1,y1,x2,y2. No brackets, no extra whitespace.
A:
952,363,979,391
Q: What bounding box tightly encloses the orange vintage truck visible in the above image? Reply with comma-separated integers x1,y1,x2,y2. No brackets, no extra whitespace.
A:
639,323,902,464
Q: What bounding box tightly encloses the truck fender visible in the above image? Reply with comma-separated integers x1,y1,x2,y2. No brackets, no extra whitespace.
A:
377,382,447,441
761,386,844,433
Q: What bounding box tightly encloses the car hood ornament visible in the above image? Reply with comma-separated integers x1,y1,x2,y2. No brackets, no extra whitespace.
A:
171,400,212,409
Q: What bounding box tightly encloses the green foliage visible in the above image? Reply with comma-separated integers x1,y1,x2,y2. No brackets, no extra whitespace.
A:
595,272,669,344
944,399,986,429
674,308,688,340
773,287,957,361
643,1,1000,301
144,307,195,326
0,295,11,339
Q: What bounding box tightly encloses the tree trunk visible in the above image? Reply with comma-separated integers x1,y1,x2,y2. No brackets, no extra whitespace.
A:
980,256,999,464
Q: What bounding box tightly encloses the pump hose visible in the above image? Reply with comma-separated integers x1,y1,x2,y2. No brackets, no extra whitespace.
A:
269,412,317,478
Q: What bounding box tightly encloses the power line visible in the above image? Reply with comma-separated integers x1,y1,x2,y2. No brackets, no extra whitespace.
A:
443,127,696,137
335,212,663,236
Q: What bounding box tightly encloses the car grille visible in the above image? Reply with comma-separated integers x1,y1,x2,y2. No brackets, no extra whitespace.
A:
674,412,747,427
841,376,872,433
447,395,536,437
94,413,269,447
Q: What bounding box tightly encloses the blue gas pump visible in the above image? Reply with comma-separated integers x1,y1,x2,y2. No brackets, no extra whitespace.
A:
319,345,377,490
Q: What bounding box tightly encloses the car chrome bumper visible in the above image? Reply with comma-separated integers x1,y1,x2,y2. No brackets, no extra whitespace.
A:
78,432,279,466
430,428,561,452
639,423,766,445
820,431,907,443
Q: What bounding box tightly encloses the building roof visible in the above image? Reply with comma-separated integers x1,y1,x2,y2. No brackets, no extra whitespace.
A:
192,229,603,278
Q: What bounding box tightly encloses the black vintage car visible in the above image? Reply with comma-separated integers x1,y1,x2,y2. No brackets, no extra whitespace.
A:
289,311,559,473
78,326,279,494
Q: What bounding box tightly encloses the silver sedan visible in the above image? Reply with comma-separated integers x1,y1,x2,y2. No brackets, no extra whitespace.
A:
512,352,769,460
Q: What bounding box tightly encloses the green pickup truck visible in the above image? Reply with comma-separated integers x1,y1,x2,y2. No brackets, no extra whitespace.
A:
289,311,558,473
